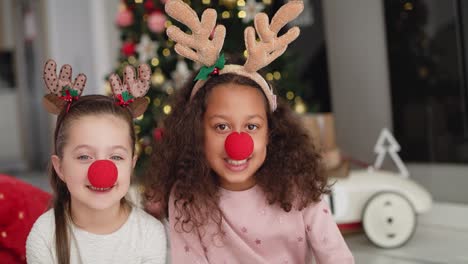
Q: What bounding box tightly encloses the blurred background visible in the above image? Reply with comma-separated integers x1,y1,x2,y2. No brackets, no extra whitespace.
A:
1,0,468,263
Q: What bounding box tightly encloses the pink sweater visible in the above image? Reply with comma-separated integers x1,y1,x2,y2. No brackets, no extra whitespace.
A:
169,185,354,263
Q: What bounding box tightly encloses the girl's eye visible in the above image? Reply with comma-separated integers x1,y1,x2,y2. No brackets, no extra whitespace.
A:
77,155,91,161
110,155,124,161
215,124,229,131
247,124,258,131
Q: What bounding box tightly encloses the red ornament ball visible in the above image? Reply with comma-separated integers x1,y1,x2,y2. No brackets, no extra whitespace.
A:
115,8,134,27
144,0,156,12
121,41,136,57
148,10,167,33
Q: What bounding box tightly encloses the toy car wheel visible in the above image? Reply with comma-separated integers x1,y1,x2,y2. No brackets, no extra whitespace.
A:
362,191,417,248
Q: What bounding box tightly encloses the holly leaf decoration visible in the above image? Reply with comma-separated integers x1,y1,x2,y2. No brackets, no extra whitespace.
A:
194,53,225,81
61,86,79,97
122,91,134,102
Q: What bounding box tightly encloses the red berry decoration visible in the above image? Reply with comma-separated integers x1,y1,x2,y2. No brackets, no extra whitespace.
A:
87,160,118,188
224,132,254,160
211,67,219,76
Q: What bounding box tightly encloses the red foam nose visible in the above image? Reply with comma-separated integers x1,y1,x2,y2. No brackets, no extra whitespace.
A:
224,132,254,160
87,160,118,188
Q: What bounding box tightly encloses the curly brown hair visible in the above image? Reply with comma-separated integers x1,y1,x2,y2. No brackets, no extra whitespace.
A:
144,73,329,234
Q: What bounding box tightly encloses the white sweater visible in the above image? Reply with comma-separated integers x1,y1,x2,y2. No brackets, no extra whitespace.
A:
26,207,166,264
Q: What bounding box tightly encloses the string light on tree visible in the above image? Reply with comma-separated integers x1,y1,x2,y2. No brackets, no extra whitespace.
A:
128,56,137,65
162,48,171,57
163,105,172,114
294,97,307,113
153,98,161,106
151,57,160,66
151,69,165,86
273,71,281,80
222,11,231,19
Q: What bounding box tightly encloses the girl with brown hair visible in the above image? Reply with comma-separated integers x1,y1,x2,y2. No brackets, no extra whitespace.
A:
144,0,354,262
26,60,166,264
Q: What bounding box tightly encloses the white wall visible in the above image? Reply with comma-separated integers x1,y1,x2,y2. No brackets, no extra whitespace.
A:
322,0,393,163
44,0,120,95
0,0,14,49
0,0,24,170
0,91,23,164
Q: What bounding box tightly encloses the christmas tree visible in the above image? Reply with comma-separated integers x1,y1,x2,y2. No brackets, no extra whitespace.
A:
111,0,309,173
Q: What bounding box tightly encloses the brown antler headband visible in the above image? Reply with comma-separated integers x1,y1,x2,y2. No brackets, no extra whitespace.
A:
43,59,87,114
109,64,151,118
43,59,151,117
165,0,304,111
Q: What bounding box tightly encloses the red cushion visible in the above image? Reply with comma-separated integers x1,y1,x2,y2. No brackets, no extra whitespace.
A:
0,174,52,263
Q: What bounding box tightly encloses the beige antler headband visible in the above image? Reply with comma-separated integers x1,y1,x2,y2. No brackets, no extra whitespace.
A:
43,59,151,117
165,0,304,111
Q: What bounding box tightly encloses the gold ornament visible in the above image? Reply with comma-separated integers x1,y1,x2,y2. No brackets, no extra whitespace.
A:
220,0,237,9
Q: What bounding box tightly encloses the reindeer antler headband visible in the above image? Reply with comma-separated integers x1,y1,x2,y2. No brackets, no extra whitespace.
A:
165,0,304,111
43,59,151,117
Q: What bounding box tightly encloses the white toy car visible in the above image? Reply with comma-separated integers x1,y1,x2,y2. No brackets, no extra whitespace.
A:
326,167,432,248
303,115,432,249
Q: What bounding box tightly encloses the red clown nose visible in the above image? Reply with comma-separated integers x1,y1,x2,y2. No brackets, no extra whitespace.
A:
224,132,254,160
87,160,118,188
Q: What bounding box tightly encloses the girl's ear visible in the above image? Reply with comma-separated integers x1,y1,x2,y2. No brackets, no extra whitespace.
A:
51,155,65,182
132,155,138,169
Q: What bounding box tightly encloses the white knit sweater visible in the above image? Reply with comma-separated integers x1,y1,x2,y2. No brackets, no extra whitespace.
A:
26,207,167,264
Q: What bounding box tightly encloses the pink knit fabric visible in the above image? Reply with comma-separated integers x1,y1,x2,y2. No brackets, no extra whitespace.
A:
169,185,354,263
